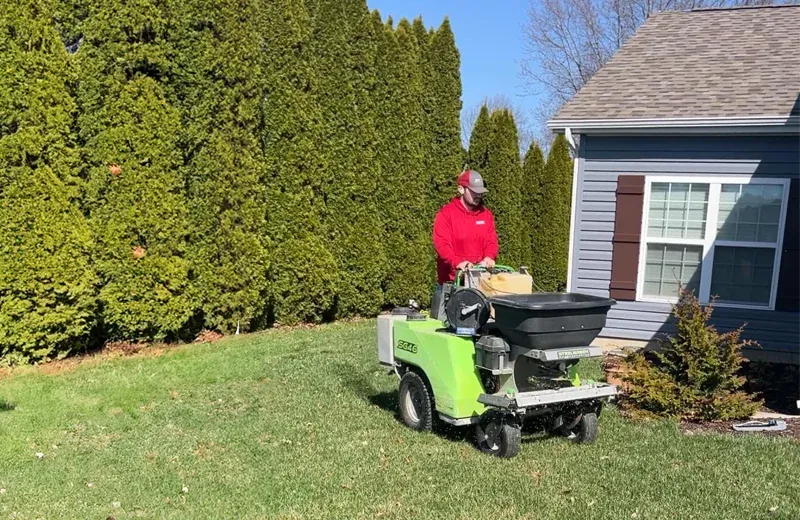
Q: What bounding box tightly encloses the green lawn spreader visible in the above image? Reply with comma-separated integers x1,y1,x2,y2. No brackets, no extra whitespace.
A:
377,267,618,458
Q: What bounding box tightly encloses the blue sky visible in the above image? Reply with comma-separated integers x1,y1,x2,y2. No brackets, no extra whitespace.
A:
366,0,542,134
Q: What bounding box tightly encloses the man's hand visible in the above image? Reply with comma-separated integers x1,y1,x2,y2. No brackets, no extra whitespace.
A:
479,257,495,269
456,261,473,271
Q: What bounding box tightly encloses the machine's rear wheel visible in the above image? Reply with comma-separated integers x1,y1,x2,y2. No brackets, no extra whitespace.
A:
475,413,521,458
398,371,433,431
562,412,599,444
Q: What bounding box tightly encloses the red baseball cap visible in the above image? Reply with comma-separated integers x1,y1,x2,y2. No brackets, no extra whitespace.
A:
458,170,488,194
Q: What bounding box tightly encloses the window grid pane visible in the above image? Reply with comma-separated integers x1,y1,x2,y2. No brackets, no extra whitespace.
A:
647,183,708,240
643,244,703,298
716,184,784,243
710,246,774,306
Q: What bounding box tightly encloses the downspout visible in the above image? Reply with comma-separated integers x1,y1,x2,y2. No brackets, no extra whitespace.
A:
565,127,576,150
565,127,579,293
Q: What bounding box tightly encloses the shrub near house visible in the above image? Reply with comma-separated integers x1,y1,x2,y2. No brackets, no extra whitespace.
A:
620,289,762,421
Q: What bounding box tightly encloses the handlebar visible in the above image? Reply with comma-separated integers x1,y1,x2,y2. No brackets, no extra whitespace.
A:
454,264,516,287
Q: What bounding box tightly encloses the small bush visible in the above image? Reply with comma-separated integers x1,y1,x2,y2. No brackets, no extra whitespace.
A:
620,289,762,421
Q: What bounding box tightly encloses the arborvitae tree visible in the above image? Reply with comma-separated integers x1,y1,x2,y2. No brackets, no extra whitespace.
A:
171,0,270,333
76,0,194,340
521,141,545,271
262,0,338,325
372,13,430,306
534,133,573,291
411,16,429,45
0,0,98,363
483,110,525,268
310,0,387,318
410,16,439,293
347,2,390,315
418,18,464,294
467,105,492,171
427,18,463,214
412,16,434,205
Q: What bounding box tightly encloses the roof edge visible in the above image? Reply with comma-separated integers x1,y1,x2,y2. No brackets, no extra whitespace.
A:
689,4,800,12
548,115,800,133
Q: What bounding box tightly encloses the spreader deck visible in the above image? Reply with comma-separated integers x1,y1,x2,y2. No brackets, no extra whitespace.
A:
478,382,618,410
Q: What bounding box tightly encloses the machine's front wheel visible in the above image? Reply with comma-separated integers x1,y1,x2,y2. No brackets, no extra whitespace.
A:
398,371,433,431
475,413,521,458
562,412,599,444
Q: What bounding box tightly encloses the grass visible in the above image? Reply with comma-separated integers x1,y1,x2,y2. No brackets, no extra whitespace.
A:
0,320,798,519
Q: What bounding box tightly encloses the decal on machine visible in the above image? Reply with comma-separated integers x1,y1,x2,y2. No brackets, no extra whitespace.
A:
396,340,418,354
557,348,590,359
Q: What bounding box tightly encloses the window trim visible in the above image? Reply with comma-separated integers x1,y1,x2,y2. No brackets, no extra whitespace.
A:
635,174,790,311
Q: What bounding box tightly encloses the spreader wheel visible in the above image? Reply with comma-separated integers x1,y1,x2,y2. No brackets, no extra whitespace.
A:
398,370,433,431
475,413,521,458
562,412,599,444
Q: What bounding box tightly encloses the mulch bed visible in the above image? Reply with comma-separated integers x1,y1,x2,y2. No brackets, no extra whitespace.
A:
681,361,800,441
603,354,800,441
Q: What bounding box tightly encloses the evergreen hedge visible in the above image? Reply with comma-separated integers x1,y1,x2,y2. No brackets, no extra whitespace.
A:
412,17,434,206
412,16,463,294
410,17,438,294
0,1,578,363
0,0,98,363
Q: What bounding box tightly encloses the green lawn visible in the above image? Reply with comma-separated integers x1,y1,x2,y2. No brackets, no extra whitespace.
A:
1,320,798,519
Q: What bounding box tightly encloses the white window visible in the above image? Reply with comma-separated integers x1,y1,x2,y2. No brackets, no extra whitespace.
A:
636,176,790,310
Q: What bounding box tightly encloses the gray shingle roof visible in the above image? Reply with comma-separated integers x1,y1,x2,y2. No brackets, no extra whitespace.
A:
551,6,800,123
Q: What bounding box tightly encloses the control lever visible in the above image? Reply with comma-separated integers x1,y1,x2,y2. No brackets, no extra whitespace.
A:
460,302,481,316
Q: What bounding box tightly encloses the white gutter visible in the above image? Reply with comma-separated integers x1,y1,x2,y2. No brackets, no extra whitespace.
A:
548,115,799,132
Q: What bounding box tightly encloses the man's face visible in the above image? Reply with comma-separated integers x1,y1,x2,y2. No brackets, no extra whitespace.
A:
461,186,483,209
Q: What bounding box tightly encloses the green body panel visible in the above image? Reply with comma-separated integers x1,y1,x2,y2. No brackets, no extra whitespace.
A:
392,318,487,419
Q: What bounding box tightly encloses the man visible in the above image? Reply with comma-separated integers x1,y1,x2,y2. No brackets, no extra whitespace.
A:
432,169,499,286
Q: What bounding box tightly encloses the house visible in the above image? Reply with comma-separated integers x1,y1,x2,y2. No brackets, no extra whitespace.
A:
547,5,800,364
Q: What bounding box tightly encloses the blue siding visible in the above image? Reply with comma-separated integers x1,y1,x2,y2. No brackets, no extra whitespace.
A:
573,134,800,364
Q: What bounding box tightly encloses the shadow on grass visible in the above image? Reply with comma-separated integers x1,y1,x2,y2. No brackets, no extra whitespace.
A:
338,362,565,447
0,400,15,412
337,363,473,444
366,388,474,443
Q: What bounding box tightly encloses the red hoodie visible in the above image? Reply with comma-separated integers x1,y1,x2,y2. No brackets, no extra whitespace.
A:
433,197,499,284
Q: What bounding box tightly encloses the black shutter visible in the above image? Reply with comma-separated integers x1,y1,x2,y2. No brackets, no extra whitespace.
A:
776,178,799,312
